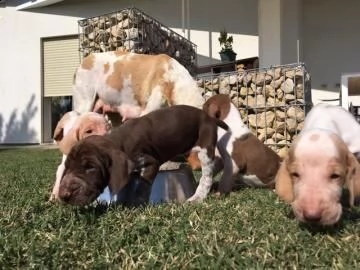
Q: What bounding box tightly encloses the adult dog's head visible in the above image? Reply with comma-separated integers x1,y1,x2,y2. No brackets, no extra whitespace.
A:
58,135,133,206
275,129,360,226
53,111,111,155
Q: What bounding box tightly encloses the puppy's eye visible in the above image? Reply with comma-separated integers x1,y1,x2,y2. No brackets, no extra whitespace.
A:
83,163,96,173
330,173,340,180
85,168,96,174
290,172,300,178
85,129,93,134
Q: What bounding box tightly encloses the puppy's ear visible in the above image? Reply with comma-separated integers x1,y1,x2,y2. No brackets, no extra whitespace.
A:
53,119,66,142
345,151,360,206
108,150,133,195
53,111,78,142
275,155,294,203
205,103,221,119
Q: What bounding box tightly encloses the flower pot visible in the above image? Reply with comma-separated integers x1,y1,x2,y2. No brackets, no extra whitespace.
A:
219,50,237,62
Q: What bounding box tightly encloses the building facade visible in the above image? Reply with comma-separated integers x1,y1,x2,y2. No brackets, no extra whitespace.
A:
0,0,359,144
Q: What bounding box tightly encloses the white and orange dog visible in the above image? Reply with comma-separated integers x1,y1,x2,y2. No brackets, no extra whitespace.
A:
73,51,204,121
188,94,280,195
49,111,110,201
275,103,360,225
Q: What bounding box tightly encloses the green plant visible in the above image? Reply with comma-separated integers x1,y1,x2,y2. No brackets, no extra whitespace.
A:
218,29,234,52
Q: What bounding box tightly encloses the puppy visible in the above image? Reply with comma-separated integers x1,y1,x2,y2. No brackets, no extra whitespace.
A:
58,105,229,206
188,94,281,194
49,111,110,201
302,103,360,154
275,104,360,226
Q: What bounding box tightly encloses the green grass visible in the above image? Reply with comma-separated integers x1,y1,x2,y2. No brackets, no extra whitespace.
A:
0,149,360,269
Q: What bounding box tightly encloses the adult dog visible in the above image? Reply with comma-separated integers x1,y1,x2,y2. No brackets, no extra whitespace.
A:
73,51,204,121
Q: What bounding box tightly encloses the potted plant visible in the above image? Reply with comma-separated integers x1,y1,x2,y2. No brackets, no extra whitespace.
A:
218,29,237,62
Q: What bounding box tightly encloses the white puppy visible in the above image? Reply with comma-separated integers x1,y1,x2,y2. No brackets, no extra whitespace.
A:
276,103,360,225
49,111,110,201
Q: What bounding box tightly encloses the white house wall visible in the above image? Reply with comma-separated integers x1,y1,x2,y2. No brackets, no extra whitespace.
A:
302,0,360,106
0,4,80,144
188,0,259,65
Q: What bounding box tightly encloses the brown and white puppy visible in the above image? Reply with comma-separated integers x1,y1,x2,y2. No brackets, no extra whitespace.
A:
73,51,204,120
188,94,281,194
58,105,229,206
275,129,360,226
49,111,110,201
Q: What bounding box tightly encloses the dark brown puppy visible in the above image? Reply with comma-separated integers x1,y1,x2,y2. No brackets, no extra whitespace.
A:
58,105,229,206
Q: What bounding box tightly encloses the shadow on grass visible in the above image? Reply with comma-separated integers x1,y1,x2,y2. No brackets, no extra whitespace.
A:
297,208,360,235
73,201,149,219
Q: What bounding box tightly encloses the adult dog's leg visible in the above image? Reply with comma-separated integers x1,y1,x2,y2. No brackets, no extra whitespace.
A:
139,86,164,116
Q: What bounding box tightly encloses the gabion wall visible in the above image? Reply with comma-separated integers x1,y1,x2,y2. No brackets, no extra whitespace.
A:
78,7,197,74
196,63,312,158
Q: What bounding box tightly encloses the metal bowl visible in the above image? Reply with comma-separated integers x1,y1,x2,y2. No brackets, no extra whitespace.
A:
149,164,197,204
96,164,197,206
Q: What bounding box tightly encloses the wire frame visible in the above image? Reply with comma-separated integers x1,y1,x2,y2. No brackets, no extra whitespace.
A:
78,7,197,75
196,63,312,157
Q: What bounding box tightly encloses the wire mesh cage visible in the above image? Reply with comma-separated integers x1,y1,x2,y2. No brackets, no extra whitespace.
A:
196,63,312,158
78,7,197,75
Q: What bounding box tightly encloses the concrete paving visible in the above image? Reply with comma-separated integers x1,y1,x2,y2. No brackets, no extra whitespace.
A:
0,143,59,150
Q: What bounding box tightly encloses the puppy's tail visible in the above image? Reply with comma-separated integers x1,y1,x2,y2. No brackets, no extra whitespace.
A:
215,119,230,131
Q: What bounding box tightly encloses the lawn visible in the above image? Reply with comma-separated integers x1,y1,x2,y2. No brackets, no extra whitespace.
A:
0,148,359,269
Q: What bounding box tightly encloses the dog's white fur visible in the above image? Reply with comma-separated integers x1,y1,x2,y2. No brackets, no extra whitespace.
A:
187,147,215,202
303,103,360,153
50,111,110,201
73,51,204,120
275,103,360,225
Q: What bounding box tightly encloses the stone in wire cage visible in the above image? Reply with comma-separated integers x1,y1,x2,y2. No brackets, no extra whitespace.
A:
78,7,197,75
196,63,312,159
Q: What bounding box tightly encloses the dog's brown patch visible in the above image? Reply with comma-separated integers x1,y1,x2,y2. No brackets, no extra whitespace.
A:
309,133,320,141
231,133,280,186
187,151,202,170
104,62,110,74
106,54,171,107
81,54,95,70
162,81,175,106
203,94,231,120
114,48,128,56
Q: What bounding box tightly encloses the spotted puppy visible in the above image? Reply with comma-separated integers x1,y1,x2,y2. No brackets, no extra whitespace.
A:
50,111,110,201
188,94,281,194
275,103,360,225
58,105,229,206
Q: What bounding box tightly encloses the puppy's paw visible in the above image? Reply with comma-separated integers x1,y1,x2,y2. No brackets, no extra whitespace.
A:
48,194,56,202
186,194,205,203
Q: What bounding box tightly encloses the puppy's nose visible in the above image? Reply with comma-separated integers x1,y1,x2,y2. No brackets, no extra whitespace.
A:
303,209,322,223
59,191,72,203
